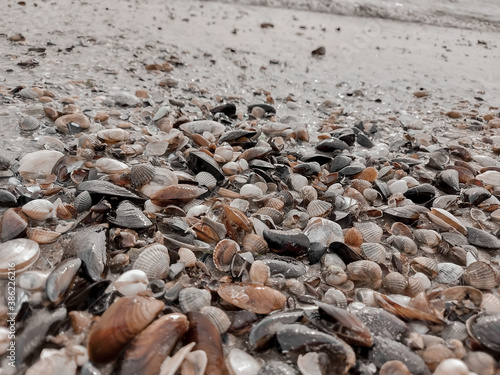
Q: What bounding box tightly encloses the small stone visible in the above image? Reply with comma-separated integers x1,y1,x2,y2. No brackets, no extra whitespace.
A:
135,90,149,98
446,111,462,119
312,46,326,56
94,112,109,122
414,90,428,98
18,88,39,100
39,96,53,103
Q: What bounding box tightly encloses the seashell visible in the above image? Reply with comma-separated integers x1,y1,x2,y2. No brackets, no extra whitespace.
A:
379,361,411,375
360,243,387,263
22,199,54,221
18,150,64,180
428,208,467,234
405,275,426,297
227,348,262,375
463,261,497,290
265,197,285,211
195,171,217,189
187,151,225,182
353,222,383,243
435,262,463,284
323,288,348,308
113,92,139,106
363,188,382,204
213,239,240,272
95,157,129,174
355,166,378,181
300,185,318,204
213,144,234,163
55,113,91,133
346,260,382,289
323,265,348,286
330,155,352,173
256,207,284,225
463,351,497,375
410,257,438,279
87,295,164,363
130,164,156,189
221,161,240,175
304,217,343,247
178,247,197,267
178,287,211,313
344,227,363,248
249,260,270,284
421,343,455,372
465,187,491,206
316,138,350,152
389,180,408,195
74,191,92,212
435,169,460,194
283,209,309,229
180,120,226,137
77,180,142,201
481,294,500,315
413,229,441,248
0,208,28,242
242,233,269,255
383,272,407,294
97,128,129,143
108,200,152,230
19,115,41,131
476,170,500,187
466,314,500,352
44,258,81,306
16,271,49,292
263,229,310,256
113,270,149,296
387,235,418,255
306,199,332,218
350,179,372,194
390,222,413,239
240,184,264,200
119,313,189,375
133,244,170,280
0,239,40,278
384,205,429,224
467,227,500,250
200,306,231,334
378,165,395,181
27,227,61,244
218,282,286,314
150,185,207,207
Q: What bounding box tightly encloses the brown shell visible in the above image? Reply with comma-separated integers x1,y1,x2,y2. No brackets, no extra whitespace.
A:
265,197,285,211
55,113,91,133
346,260,382,289
344,227,363,248
150,185,207,206
391,222,413,239
213,239,240,272
249,260,270,285
383,272,407,294
27,227,61,244
130,164,156,190
350,179,372,194
354,167,378,182
218,283,286,314
360,243,387,263
0,208,28,242
87,295,164,363
428,208,467,235
242,234,269,255
410,257,438,279
463,261,498,290
256,207,284,225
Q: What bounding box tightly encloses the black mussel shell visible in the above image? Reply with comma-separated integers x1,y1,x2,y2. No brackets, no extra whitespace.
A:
332,128,356,146
264,229,310,257
435,169,460,194
249,311,303,350
330,155,352,173
316,138,350,152
292,162,321,176
404,184,436,204
373,179,391,200
329,241,364,264
338,164,365,177
249,159,275,170
356,132,374,148
391,157,423,166
262,257,307,278
467,227,500,249
76,180,143,203
247,103,276,115
426,148,450,170
210,103,236,117
219,130,258,146
64,279,111,312
187,151,225,182
0,189,17,207
300,154,332,165
464,187,491,206
384,205,429,224
308,242,328,264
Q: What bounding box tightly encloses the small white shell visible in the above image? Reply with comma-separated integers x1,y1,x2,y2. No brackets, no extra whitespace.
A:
177,247,197,268
214,144,234,163
389,180,408,195
361,243,387,263
480,293,500,315
227,348,262,374
353,222,383,243
97,128,130,143
195,172,217,189
0,239,40,278
323,288,347,308
178,287,211,313
222,162,240,175
113,270,149,296
133,244,170,280
22,199,54,221
240,184,263,199
307,200,332,218
95,158,129,174
200,306,231,334
16,271,49,291
428,208,467,235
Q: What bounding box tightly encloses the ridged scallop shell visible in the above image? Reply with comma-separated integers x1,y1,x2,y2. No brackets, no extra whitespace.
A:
240,184,264,199
113,270,149,296
391,222,413,239
242,234,269,254
413,229,442,248
74,191,92,212
178,287,211,312
22,199,54,221
463,261,498,290
363,188,382,204
195,172,217,189
200,306,231,334
249,260,270,284
410,257,438,279
0,239,40,278
95,158,129,174
388,235,418,255
0,208,28,242
265,197,285,211
178,247,197,268
346,260,382,289
27,227,61,244
428,208,467,235
383,272,407,294
97,128,129,143
213,239,240,272
323,288,348,308
150,185,207,206
256,207,283,225
435,263,463,284
353,222,383,243
255,181,268,194
360,243,387,263
300,186,318,203
307,200,333,218
133,244,170,280
480,294,500,315
378,165,395,180
19,115,41,131
130,164,155,189
405,275,426,297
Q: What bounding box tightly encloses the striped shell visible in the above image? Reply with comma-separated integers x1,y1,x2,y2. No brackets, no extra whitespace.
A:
213,239,240,272
19,115,41,131
195,172,217,189
242,234,269,255
300,186,318,203
360,243,387,263
27,227,61,244
74,191,92,212
428,208,467,235
410,257,438,279
383,272,407,294
265,197,285,211
353,222,383,243
177,247,197,268
307,200,333,218
480,294,500,315
249,260,270,285
133,244,170,280
405,275,426,297
95,158,129,174
178,287,211,312
240,184,264,200
323,289,348,308
435,263,463,284
200,306,231,334
463,261,498,290
22,199,54,221
256,207,283,225
130,164,155,189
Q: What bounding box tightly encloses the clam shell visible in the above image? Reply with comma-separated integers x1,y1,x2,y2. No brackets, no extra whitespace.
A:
481,294,500,315
200,306,231,334
178,287,211,312
18,150,64,179
214,144,234,163
307,200,332,218
150,185,207,207
363,188,382,204
113,270,149,296
22,199,54,221
476,171,500,187
323,265,348,286
177,247,197,268
413,229,441,248
218,282,286,314
0,239,40,278
108,200,152,230
249,260,270,284
242,234,269,255
388,235,418,255
240,184,264,200
74,191,92,212
130,164,155,189
389,180,408,195
27,227,61,244
45,258,82,305
383,272,407,294
353,222,383,243
180,120,225,137
0,208,28,242
378,165,395,180
213,239,240,272
435,263,463,284
463,351,497,375
19,115,41,131
265,197,285,211
323,288,348,308
300,185,318,203
360,243,387,263
466,227,500,250
97,128,129,143
195,171,217,189
95,158,129,174
428,208,467,235
410,257,438,279
405,275,426,297
16,270,49,292
133,244,170,280
463,261,498,290
346,260,382,289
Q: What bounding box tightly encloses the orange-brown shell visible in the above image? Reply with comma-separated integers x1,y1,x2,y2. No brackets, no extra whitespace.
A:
150,185,207,207
218,283,286,314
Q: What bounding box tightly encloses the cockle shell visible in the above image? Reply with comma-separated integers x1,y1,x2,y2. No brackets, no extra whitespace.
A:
130,164,156,189
323,288,348,308
0,239,40,278
200,306,231,334
74,191,92,212
410,257,438,279
346,260,382,289
133,244,170,280
178,287,211,313
360,243,387,263
19,115,41,131
249,260,270,284
218,283,286,314
463,261,498,290
353,222,383,243
213,239,240,272
383,272,407,294
307,200,333,218
87,295,164,363
242,234,269,254
435,263,463,284
177,247,197,267
27,227,61,244
195,171,217,189
22,199,54,221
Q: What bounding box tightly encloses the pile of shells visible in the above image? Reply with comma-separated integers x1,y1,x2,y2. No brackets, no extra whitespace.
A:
0,83,500,375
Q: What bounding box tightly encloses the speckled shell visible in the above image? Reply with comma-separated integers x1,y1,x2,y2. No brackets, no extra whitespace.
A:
200,306,231,334
133,244,170,280
178,287,211,313
22,199,54,221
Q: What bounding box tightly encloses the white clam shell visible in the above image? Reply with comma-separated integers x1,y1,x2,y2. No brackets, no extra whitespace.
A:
195,172,217,189
240,184,263,199
18,150,64,179
22,199,54,221
178,287,211,313
95,158,129,174
113,270,149,296
227,348,262,374
389,180,408,195
133,244,170,280
0,239,40,278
